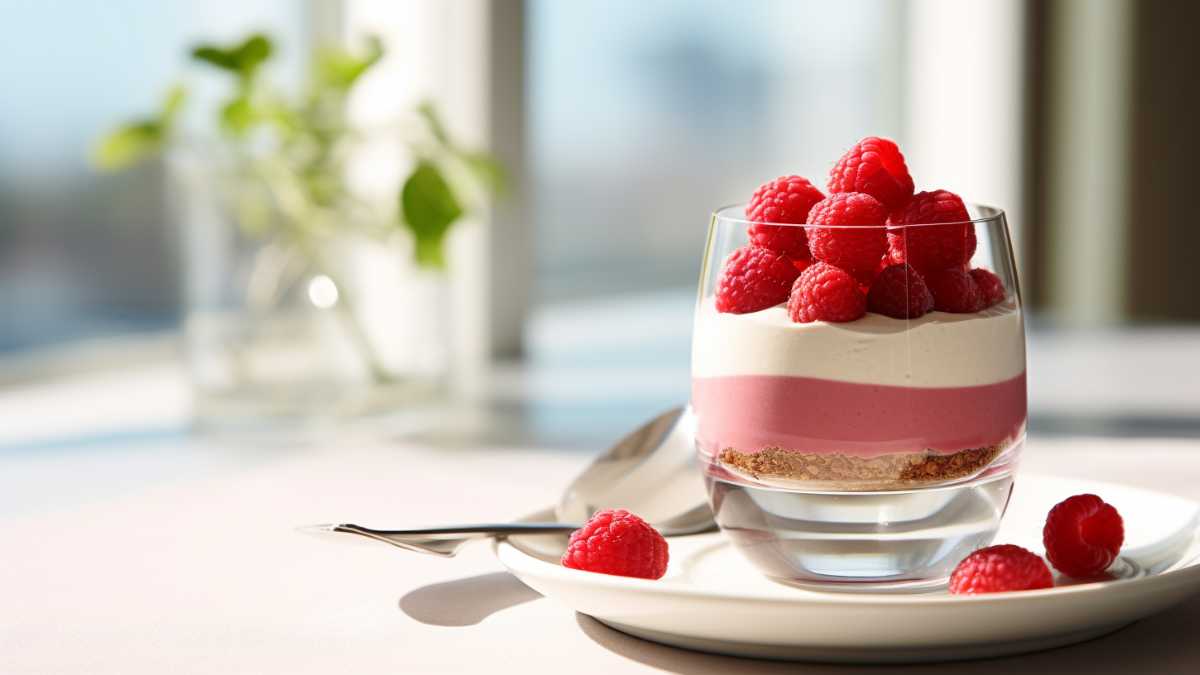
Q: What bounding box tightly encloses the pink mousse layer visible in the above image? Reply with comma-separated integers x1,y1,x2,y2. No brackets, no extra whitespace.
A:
692,372,1026,457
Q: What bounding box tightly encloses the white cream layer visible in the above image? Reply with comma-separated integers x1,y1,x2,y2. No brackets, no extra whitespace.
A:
692,298,1026,388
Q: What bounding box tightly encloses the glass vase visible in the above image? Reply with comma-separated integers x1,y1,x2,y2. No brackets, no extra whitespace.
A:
171,152,450,430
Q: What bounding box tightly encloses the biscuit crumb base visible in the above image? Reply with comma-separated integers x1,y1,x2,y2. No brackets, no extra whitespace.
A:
717,444,1006,491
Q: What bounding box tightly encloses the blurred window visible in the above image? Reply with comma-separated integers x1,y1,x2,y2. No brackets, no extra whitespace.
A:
1,0,1017,355
527,0,904,303
0,0,305,354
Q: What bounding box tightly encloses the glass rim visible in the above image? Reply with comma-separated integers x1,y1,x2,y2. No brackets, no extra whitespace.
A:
711,202,1005,230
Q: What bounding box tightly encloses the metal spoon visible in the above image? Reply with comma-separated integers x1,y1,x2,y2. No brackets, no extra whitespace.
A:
308,406,713,557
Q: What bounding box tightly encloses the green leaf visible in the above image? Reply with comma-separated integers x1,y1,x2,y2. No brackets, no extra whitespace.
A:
416,100,450,146
191,45,240,71
220,96,256,135
458,151,506,194
237,34,273,70
401,160,463,269
161,84,188,124
315,35,384,91
191,33,274,80
92,121,163,170
91,84,186,170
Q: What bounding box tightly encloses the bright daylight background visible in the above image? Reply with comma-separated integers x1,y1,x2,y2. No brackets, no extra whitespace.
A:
0,0,1197,457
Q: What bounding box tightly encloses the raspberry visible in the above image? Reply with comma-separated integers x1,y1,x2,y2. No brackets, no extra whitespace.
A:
827,137,914,209
745,176,824,258
949,544,1054,595
806,192,888,279
714,245,801,314
887,190,977,274
560,509,669,580
788,262,866,323
970,268,1006,308
867,263,934,319
1043,494,1124,578
925,266,982,313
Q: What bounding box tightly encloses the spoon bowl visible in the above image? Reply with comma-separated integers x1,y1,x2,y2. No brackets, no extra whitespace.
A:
556,406,707,525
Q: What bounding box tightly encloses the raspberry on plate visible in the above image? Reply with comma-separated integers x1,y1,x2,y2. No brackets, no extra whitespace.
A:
887,190,977,274
827,136,914,209
1043,494,1124,578
788,262,866,323
970,268,1007,307
925,266,983,313
867,263,934,319
714,245,801,314
561,508,669,580
949,544,1054,595
746,175,824,259
806,192,888,279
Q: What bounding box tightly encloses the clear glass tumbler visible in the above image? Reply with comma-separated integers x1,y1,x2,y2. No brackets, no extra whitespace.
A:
691,204,1026,589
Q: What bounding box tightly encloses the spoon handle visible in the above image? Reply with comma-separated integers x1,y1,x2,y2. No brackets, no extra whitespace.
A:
306,522,579,557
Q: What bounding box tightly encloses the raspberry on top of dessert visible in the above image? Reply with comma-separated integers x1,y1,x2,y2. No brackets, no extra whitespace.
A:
745,175,824,259
716,138,1006,324
827,136,914,209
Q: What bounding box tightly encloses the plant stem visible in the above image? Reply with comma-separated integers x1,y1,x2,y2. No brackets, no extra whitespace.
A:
243,155,395,386
305,244,394,386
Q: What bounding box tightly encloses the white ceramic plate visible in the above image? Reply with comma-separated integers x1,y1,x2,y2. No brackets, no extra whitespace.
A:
495,474,1200,663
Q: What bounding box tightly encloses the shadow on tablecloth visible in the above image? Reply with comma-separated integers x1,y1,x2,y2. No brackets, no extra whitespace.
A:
399,572,542,627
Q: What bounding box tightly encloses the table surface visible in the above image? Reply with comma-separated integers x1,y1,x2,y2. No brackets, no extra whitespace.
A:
4,297,1200,674
4,422,1200,674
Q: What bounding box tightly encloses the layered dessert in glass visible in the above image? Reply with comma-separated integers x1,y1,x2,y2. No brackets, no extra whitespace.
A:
693,296,1026,491
691,137,1027,586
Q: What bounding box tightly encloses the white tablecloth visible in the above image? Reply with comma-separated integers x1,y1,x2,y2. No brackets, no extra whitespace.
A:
4,428,1200,674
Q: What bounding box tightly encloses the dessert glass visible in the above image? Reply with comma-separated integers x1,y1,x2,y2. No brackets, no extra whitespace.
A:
692,204,1026,589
